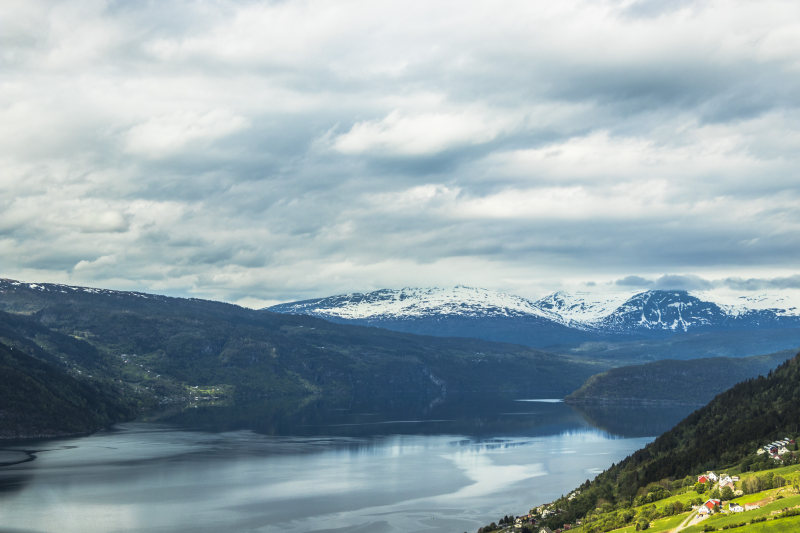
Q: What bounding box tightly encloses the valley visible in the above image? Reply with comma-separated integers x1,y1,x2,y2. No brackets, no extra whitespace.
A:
1,278,799,533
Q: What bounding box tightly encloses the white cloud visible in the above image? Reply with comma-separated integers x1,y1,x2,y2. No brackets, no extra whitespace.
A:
71,210,129,233
124,110,248,158
1,0,799,302
332,109,517,156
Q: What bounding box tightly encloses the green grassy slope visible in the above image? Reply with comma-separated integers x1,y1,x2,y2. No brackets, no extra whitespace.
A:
539,352,800,530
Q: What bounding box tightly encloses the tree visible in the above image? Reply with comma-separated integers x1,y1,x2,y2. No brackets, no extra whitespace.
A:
694,482,707,494
721,486,734,501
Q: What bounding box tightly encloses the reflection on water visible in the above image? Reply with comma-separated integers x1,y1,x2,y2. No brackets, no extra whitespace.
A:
158,394,694,440
569,402,695,438
0,398,695,533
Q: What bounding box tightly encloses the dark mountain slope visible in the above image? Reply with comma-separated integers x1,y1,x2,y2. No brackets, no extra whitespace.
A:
0,341,137,439
565,348,797,405
542,352,800,529
0,279,605,411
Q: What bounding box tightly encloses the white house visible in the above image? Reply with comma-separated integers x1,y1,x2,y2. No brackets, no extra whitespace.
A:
729,503,744,513
707,472,719,482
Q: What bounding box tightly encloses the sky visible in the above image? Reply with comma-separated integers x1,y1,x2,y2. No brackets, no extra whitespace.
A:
2,0,800,308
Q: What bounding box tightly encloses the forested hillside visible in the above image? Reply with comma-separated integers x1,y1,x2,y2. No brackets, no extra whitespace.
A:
0,279,605,438
0,341,138,439
541,353,800,529
566,349,796,405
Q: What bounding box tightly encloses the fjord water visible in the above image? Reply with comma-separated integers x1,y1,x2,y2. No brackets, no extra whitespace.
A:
0,399,687,533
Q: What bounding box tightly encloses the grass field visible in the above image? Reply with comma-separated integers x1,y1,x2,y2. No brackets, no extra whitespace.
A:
563,483,800,533
536,462,800,533
681,493,800,533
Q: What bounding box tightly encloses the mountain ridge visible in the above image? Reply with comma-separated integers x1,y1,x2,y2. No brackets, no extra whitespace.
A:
266,287,800,350
267,286,800,327
0,278,608,438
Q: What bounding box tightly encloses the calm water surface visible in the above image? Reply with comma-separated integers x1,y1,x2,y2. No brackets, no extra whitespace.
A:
0,399,688,533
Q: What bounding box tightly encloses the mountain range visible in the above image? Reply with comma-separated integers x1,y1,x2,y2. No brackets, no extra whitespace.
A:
0,278,604,438
2,278,800,440
267,287,800,355
267,286,800,332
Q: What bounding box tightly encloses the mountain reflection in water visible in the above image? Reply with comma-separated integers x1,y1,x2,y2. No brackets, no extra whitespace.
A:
159,394,694,439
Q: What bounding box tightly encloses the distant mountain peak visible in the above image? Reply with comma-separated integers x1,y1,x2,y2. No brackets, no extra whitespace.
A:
267,286,800,341
534,290,635,325
267,286,563,322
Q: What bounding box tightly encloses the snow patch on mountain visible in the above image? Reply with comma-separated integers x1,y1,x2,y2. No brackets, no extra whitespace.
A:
598,291,723,332
272,286,563,321
0,278,163,301
534,290,636,324
691,290,800,317
268,286,800,335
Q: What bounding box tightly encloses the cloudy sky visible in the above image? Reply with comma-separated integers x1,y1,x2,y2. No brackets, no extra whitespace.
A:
3,0,800,307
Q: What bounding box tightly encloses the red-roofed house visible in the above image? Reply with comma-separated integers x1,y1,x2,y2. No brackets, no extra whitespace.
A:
705,499,721,511
697,475,709,483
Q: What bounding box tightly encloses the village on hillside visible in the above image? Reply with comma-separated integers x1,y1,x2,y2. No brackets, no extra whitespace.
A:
477,437,800,533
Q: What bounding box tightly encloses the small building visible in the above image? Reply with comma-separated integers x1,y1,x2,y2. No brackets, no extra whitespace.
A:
707,472,719,482
729,503,744,513
698,475,709,483
700,499,721,514
745,503,760,511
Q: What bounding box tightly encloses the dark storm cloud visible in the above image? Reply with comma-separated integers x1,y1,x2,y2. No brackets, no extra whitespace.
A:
654,274,714,291
723,275,800,291
616,275,654,287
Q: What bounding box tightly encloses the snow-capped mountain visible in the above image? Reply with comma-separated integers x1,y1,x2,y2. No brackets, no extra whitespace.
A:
533,291,636,325
598,290,800,333
266,286,800,348
691,290,800,318
267,287,596,347
269,286,561,321
597,291,727,333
